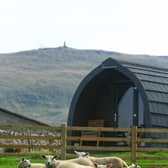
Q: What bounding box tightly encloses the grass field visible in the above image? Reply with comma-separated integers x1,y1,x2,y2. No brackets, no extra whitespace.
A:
0,155,43,168
0,152,168,168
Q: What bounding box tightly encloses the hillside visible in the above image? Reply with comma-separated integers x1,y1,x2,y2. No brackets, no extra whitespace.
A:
0,47,167,125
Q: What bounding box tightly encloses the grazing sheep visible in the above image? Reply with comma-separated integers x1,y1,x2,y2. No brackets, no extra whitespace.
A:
18,158,45,168
41,155,95,168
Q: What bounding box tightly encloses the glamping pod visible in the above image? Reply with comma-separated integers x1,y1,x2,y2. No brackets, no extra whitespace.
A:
68,57,168,129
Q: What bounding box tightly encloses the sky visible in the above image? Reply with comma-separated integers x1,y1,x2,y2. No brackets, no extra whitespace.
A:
0,0,168,55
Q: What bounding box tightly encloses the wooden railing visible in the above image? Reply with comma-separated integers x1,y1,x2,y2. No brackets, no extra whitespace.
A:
1,125,168,167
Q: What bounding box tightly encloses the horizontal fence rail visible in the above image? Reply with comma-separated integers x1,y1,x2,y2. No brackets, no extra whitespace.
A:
1,125,168,167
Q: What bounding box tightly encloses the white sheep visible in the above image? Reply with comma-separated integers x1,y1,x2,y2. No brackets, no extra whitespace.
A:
41,155,58,168
74,151,141,168
91,156,129,168
43,159,113,168
52,160,140,168
41,154,96,168
74,150,89,158
74,151,128,168
18,158,45,168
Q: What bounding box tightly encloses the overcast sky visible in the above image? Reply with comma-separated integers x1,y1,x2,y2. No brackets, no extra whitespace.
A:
0,0,168,55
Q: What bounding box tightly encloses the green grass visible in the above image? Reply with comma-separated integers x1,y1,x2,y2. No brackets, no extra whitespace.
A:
0,155,44,168
0,152,168,168
0,150,53,168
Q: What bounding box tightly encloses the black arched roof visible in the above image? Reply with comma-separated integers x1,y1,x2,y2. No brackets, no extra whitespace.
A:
68,57,168,128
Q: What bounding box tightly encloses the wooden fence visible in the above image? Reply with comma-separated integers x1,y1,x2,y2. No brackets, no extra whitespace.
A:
0,125,168,166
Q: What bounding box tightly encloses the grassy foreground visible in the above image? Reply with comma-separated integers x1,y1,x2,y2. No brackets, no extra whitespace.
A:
0,152,168,168
0,155,44,168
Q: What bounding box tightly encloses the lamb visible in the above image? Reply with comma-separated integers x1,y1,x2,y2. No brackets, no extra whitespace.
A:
41,154,96,168
18,158,45,168
90,156,128,168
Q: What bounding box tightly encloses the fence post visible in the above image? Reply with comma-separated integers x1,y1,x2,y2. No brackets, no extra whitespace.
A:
61,124,67,160
27,128,32,152
131,126,137,164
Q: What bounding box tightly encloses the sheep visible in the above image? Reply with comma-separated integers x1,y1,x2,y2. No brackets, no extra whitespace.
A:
18,158,45,168
74,151,141,168
41,154,141,168
41,155,58,168
74,151,129,168
42,159,112,168
91,156,129,168
18,158,31,168
90,157,141,168
41,154,96,168
74,150,89,158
